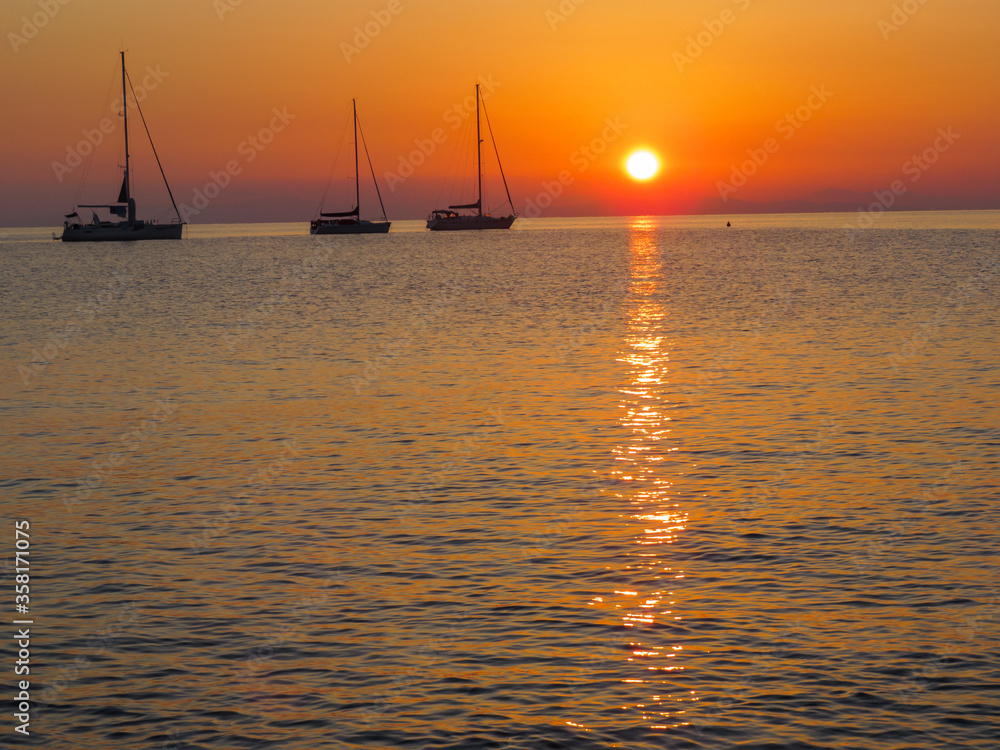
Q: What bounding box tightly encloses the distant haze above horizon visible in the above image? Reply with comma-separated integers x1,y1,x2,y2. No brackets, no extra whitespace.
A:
2,0,998,227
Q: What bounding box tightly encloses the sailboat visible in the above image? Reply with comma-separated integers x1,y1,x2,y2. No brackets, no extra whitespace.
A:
60,51,184,242
311,99,390,235
427,83,516,231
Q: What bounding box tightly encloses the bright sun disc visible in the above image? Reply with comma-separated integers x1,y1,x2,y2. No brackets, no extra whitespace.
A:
626,150,659,180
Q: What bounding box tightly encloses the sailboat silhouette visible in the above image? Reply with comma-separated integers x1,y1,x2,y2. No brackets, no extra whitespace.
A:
427,84,516,231
60,51,184,242
311,99,391,235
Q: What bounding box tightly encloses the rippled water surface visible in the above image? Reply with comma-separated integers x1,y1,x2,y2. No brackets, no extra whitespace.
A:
2,213,998,748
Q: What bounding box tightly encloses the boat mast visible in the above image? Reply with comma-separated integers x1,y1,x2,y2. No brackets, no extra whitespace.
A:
120,50,133,224
356,105,388,222
353,98,360,217
482,100,515,217
476,83,483,217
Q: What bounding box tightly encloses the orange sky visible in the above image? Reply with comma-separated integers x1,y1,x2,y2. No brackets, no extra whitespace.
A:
1,0,998,225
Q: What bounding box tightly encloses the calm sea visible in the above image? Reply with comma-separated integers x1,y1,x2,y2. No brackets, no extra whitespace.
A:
1,212,998,749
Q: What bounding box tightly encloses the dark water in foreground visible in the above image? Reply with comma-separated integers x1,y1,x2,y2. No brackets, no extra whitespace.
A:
1,213,998,749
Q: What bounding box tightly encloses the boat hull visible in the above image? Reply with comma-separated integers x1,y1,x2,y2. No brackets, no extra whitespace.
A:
426,215,515,231
310,220,391,235
61,222,183,242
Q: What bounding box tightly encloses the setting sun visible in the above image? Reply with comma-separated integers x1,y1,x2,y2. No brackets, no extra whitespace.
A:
626,150,660,181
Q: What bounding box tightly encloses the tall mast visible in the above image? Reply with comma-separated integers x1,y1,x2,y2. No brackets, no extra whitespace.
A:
357,103,388,222
353,98,360,216
121,50,132,222
481,99,515,217
476,83,482,217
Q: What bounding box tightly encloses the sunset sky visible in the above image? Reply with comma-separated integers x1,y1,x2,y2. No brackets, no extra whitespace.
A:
1,0,998,226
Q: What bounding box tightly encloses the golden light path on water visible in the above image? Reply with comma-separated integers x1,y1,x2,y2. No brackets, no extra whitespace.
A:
611,218,692,729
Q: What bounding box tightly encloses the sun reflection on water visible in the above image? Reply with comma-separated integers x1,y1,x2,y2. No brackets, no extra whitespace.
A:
608,217,691,729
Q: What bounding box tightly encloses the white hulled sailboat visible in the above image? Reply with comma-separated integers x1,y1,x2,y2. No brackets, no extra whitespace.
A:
60,51,184,242
427,83,516,231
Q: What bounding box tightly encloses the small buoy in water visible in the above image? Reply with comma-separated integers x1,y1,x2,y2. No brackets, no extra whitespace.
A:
726,221,731,227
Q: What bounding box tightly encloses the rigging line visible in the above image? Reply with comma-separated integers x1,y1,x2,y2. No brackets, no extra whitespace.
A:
436,100,473,209
481,100,515,214
451,111,476,206
355,116,387,222
125,68,182,222
316,102,352,218
434,115,458,208
74,60,119,210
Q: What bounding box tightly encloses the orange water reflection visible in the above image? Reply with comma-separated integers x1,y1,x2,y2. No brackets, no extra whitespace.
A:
610,217,691,728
